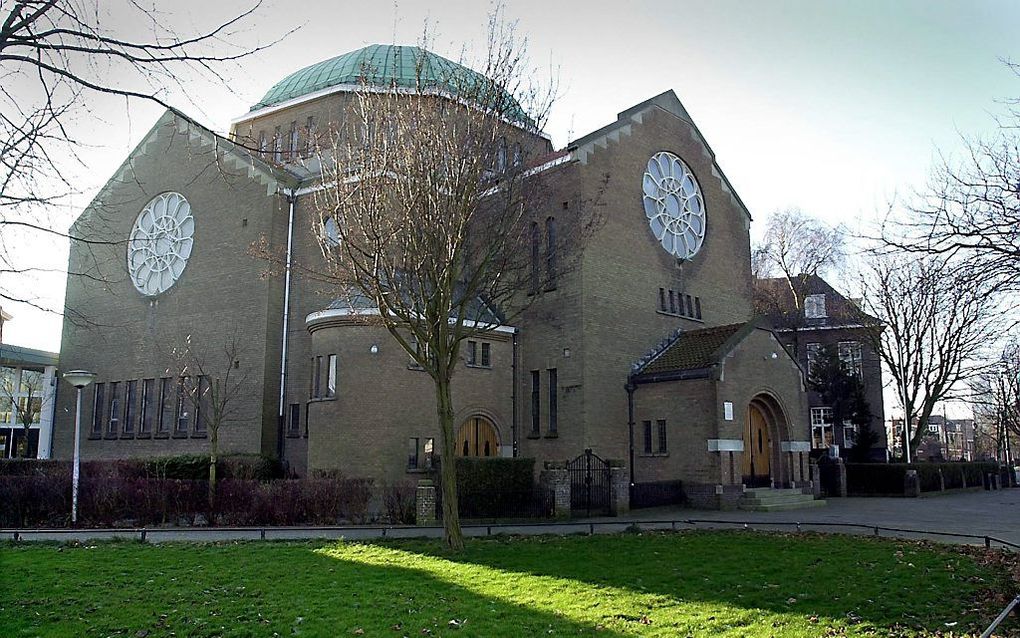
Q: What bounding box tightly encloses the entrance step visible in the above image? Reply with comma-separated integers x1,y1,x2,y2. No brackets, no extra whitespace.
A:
737,488,826,512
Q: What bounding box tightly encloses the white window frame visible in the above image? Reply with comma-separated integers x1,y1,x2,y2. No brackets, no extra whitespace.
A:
810,407,834,449
838,340,863,378
806,342,823,376
842,420,858,447
804,294,826,319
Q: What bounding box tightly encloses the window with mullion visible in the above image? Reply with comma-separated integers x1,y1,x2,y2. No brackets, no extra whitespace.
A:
547,368,558,434
530,370,540,436
642,420,652,454
90,383,105,437
123,380,136,435
106,381,120,437
656,419,667,454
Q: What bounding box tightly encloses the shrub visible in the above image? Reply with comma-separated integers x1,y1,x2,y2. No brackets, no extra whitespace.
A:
382,482,417,524
846,461,1000,496
0,454,283,482
433,457,542,519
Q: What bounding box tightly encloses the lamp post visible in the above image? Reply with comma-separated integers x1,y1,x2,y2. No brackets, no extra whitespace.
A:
63,369,95,526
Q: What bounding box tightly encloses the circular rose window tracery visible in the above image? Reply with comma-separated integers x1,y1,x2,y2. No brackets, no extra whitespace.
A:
642,151,706,259
127,192,195,297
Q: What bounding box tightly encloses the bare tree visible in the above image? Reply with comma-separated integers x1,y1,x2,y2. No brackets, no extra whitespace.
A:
0,0,282,312
752,208,845,310
857,254,1011,460
303,23,600,550
879,63,1020,293
165,334,250,505
970,341,1020,464
0,366,45,457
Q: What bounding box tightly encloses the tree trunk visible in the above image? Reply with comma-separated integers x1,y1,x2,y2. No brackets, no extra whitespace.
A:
434,377,464,551
209,425,218,510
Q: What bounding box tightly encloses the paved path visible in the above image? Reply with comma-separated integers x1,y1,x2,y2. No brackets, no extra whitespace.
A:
3,488,1018,548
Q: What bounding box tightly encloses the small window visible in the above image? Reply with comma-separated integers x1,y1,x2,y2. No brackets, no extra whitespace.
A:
288,121,299,159
257,130,267,157
512,142,522,167
810,407,834,449
547,368,558,434
642,420,653,454
326,354,337,398
107,381,119,436
91,383,105,436
273,126,282,162
481,342,491,368
423,437,434,469
139,379,154,435
530,370,540,435
466,341,478,366
407,437,420,469
843,421,859,447
123,380,137,435
496,137,508,172
804,294,827,319
806,342,823,377
304,116,316,157
657,419,667,453
289,403,300,435
838,341,863,378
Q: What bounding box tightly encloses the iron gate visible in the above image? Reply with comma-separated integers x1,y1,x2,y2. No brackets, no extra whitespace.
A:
568,449,611,516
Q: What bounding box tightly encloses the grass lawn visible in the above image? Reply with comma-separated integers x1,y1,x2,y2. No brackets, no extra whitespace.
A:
1,530,1016,637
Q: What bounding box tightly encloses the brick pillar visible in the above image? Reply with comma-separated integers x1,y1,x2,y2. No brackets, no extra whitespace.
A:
937,468,945,492
609,466,630,517
415,479,436,525
834,457,847,497
809,460,821,498
540,461,570,518
904,469,920,497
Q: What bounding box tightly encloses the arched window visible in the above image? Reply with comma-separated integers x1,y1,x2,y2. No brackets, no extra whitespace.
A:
545,216,557,289
496,137,508,173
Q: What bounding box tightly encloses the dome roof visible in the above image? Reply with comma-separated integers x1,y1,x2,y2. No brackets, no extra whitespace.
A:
251,44,529,123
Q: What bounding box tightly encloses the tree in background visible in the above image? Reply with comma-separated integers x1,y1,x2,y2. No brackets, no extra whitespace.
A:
806,344,876,462
857,254,1012,459
970,340,1020,464
0,366,46,457
752,208,845,310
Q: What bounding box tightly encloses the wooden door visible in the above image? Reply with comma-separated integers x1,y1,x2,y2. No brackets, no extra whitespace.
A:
742,405,771,486
456,417,500,457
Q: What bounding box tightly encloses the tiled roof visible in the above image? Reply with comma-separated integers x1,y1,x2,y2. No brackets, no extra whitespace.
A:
635,322,749,376
754,274,880,329
251,44,530,125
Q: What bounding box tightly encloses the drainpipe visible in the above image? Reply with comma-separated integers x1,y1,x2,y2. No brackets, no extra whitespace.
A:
626,380,636,488
511,328,519,457
278,189,297,459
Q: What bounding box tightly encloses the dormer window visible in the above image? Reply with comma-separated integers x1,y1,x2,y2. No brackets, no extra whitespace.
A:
804,294,826,319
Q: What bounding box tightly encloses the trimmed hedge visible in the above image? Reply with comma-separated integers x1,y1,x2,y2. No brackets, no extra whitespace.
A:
0,454,283,481
0,475,373,528
846,461,1001,496
433,457,545,519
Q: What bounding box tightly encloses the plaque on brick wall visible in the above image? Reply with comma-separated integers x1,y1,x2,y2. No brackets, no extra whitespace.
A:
641,151,706,259
127,192,195,297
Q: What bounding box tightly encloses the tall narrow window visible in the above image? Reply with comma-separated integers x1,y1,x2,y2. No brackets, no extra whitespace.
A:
659,288,667,312
273,126,282,162
91,383,105,436
304,116,316,156
107,382,119,437
257,130,267,157
195,376,209,434
175,378,190,434
139,379,154,435
423,438,434,469
466,341,478,366
530,370,540,435
288,120,299,159
407,437,420,469
512,142,522,167
694,297,702,320
123,380,137,435
157,377,173,434
642,420,652,454
547,368,558,434
529,222,540,293
309,357,316,398
838,341,863,378
669,290,676,314
657,419,667,453
806,343,823,377
496,137,508,172
326,354,337,398
480,342,491,367
313,356,322,399
545,217,557,289
685,294,694,317
288,403,300,435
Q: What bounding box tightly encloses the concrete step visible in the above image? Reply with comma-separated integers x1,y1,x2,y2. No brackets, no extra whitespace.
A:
740,493,820,506
741,499,828,512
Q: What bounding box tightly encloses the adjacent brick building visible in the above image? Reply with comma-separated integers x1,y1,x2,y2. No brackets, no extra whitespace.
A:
54,45,816,507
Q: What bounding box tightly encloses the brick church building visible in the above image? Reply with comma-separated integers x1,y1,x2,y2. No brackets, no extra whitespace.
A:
55,45,816,508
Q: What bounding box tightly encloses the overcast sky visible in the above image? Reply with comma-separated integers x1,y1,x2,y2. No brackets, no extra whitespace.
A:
5,0,1019,353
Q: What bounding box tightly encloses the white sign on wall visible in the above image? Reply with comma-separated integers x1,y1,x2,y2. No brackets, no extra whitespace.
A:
723,401,734,421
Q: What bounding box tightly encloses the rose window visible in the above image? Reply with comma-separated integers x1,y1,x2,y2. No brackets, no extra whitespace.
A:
642,151,706,259
127,192,195,297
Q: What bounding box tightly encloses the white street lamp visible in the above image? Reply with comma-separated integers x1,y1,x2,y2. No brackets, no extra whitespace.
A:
63,369,95,526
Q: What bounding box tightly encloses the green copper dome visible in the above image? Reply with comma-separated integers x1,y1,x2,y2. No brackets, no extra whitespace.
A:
251,44,528,123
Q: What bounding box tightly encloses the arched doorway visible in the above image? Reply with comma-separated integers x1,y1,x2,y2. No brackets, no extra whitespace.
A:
456,416,500,457
743,404,772,487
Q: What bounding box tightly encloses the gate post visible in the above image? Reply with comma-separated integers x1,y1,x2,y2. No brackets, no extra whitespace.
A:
609,464,630,516
540,461,570,518
415,479,437,525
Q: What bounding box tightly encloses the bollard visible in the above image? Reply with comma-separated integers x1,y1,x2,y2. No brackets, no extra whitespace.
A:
985,536,991,549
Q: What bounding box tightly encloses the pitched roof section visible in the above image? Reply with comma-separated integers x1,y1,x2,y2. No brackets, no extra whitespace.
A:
754,274,881,330
632,322,753,378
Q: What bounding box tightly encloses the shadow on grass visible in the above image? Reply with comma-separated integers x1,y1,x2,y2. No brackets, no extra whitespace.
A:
0,540,629,638
388,529,1001,635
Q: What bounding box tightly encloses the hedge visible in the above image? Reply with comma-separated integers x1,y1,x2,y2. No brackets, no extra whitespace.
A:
434,457,544,519
846,461,1001,496
0,454,283,481
0,475,373,528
